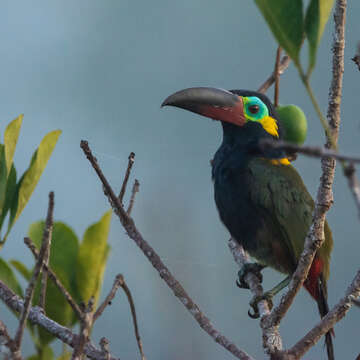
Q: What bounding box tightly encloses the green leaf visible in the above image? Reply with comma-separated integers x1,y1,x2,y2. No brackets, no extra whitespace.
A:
0,165,17,232
26,345,54,360
2,130,61,242
4,114,23,175
28,221,80,345
305,0,334,71
0,145,8,216
254,0,304,65
57,352,71,360
0,257,22,296
10,259,32,281
76,211,112,306
16,130,61,223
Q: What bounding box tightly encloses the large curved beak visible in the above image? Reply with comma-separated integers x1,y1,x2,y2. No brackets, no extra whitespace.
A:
161,87,246,127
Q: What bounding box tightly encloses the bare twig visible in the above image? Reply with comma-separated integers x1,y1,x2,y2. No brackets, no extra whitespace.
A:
94,274,145,359
39,193,55,311
127,179,140,215
260,139,360,164
351,42,360,71
93,274,123,322
71,298,94,360
24,237,83,319
80,140,255,360
274,47,282,107
0,280,120,360
120,276,146,360
119,152,135,203
14,192,55,357
0,320,21,360
258,55,291,94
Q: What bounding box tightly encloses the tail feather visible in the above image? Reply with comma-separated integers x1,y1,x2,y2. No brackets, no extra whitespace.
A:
317,274,334,360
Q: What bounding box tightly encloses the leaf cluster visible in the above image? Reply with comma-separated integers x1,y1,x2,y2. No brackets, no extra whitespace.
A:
255,0,334,75
0,116,112,359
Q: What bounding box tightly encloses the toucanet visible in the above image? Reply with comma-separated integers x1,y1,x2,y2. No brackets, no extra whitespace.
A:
162,87,334,359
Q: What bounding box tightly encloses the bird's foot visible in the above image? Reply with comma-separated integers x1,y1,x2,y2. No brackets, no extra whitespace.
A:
236,263,265,289
248,292,274,319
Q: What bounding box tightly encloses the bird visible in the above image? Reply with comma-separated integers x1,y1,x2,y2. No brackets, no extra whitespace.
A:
162,87,334,359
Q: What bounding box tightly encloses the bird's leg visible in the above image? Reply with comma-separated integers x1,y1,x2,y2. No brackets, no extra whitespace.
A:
236,263,266,289
248,275,291,319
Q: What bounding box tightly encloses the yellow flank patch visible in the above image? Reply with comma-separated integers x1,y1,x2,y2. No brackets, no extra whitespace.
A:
260,116,279,137
270,158,291,166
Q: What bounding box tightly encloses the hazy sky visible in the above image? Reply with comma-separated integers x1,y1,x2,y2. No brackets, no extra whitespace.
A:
0,1,360,359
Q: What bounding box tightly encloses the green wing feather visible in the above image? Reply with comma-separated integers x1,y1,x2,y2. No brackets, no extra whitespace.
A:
248,158,333,280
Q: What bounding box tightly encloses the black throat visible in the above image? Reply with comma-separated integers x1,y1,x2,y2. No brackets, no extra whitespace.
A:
212,121,286,180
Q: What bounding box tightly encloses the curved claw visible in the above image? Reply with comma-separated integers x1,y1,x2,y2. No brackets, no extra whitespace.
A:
248,292,274,319
236,263,265,289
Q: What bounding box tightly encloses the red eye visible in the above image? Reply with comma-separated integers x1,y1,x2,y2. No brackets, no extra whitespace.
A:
248,104,260,114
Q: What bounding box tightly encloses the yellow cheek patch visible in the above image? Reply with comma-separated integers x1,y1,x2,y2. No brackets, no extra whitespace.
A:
270,158,291,166
259,116,279,138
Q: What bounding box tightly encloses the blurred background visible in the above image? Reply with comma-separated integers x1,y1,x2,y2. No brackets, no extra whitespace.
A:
0,1,359,359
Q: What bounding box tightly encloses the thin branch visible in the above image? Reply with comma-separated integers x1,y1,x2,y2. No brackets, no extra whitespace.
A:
283,269,360,359
120,276,146,360
228,239,282,355
39,193,55,311
127,179,140,215
258,55,291,94
71,298,94,360
80,140,255,360
93,274,123,322
265,0,347,330
260,139,360,163
274,47,282,107
24,237,83,319
14,192,55,355
0,280,120,360
119,152,135,203
0,320,21,360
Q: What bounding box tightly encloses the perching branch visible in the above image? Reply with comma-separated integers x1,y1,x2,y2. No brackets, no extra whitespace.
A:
0,280,120,360
80,140,255,360
228,239,282,355
264,0,347,339
258,55,291,94
13,192,54,357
